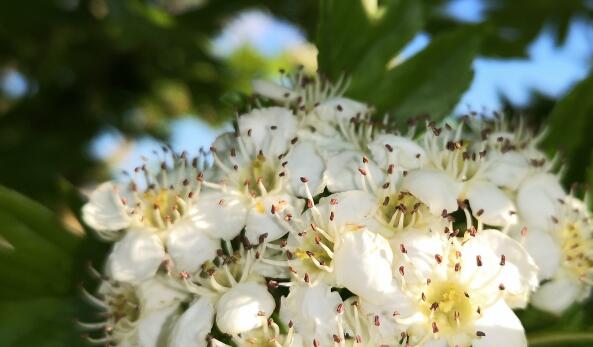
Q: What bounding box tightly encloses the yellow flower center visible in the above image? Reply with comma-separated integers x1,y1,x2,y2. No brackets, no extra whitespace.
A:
423,280,475,334
238,156,278,197
561,223,593,282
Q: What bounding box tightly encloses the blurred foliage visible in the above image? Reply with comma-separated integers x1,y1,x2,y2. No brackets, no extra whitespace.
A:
0,0,318,206
0,183,108,346
1,0,593,346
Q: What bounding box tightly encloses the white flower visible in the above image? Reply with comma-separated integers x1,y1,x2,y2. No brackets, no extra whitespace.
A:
82,76,576,347
279,283,344,346
193,107,324,245
215,281,276,334
82,150,205,238
476,117,553,188
360,228,538,347
401,122,518,227
80,276,187,347
521,196,593,315
82,151,224,279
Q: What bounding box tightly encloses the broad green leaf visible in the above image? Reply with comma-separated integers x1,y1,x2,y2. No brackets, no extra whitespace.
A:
355,26,482,119
317,0,374,78
543,72,593,185
0,298,84,347
317,0,424,81
0,185,107,346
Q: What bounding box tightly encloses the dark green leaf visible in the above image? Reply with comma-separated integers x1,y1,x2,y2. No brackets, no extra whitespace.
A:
543,72,593,185
0,185,106,346
317,0,424,81
353,26,482,119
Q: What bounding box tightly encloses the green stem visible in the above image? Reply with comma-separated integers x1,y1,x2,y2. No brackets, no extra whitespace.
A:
528,332,593,346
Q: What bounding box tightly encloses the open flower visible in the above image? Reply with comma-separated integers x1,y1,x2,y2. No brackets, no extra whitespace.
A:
470,115,554,192
520,196,593,315
401,122,518,228
354,227,537,347
193,107,324,245
82,151,221,282
79,275,187,347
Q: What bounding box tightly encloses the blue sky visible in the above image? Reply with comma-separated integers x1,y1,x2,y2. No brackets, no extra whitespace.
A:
80,2,591,174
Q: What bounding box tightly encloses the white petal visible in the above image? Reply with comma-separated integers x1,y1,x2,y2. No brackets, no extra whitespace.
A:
391,229,447,286
334,228,395,304
521,228,561,280
462,229,538,308
368,134,426,170
251,257,290,279
531,277,582,315
358,289,417,336
215,281,276,334
82,182,130,232
517,173,565,232
108,228,165,283
317,190,379,227
136,304,180,347
485,151,530,191
136,276,187,311
251,79,298,102
238,107,297,157
466,181,517,226
245,194,291,244
324,150,385,193
208,133,239,180
286,141,325,197
472,299,526,347
166,221,219,274
190,191,248,240
314,97,369,124
169,297,215,347
401,169,462,215
422,338,448,347
279,283,343,346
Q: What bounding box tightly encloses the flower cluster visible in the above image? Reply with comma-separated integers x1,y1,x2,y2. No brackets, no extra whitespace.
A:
80,71,593,347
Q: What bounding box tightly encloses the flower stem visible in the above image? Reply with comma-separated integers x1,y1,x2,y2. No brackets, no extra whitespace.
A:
528,332,593,346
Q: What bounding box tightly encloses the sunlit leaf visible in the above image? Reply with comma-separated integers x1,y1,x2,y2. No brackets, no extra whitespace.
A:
356,26,482,119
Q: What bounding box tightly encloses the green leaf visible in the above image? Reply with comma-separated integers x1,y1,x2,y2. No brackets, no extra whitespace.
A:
316,0,481,121
543,72,593,185
353,26,482,119
0,185,107,346
528,332,593,346
0,298,84,347
317,0,424,82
